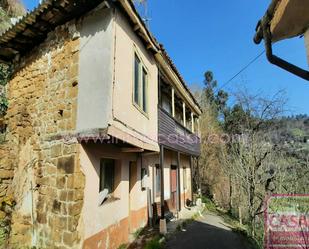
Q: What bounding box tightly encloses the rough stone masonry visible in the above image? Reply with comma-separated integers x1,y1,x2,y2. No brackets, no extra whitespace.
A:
0,19,85,249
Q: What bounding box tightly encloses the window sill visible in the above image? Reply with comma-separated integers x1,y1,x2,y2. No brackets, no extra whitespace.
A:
133,102,149,119
100,196,120,206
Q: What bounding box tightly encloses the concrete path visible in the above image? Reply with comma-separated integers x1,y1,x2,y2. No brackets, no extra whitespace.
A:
165,213,252,249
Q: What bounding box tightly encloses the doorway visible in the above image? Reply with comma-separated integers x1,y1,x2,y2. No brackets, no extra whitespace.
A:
170,165,178,211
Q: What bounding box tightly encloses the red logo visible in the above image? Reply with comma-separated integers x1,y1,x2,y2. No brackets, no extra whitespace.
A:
265,194,309,249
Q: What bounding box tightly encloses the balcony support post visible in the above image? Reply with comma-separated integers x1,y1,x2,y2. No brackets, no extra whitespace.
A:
183,102,186,127
159,145,165,219
171,88,175,118
191,112,194,132
197,118,200,137
176,151,181,212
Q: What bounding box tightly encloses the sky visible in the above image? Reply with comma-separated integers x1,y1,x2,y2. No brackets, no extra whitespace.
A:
23,0,309,115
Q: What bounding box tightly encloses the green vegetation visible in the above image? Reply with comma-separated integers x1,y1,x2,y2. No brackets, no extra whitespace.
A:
132,227,143,239
201,196,217,213
0,34,11,118
0,94,8,116
0,1,25,117
117,244,127,249
193,70,309,249
0,7,10,33
144,236,164,249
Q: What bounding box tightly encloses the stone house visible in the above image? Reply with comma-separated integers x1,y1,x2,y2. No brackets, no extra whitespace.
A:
254,0,309,81
0,0,201,248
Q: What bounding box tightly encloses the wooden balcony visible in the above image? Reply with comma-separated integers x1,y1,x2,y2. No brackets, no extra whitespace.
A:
158,107,200,156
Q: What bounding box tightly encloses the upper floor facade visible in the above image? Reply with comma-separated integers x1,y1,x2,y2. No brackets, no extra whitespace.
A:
0,0,202,156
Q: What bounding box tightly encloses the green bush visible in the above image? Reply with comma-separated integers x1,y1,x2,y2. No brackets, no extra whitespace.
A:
0,63,11,117
132,227,143,239
0,94,8,116
117,244,127,249
144,236,163,249
201,196,217,213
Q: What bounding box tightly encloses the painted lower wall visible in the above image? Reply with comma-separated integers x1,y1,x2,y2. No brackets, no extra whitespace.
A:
79,143,193,249
83,207,147,249
79,143,157,249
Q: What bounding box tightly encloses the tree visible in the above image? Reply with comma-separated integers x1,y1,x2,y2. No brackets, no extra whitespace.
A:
0,0,25,18
0,0,24,117
192,71,230,207
222,90,289,237
200,71,229,120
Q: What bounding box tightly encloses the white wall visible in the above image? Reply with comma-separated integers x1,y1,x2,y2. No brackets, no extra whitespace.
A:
80,144,132,238
77,7,114,132
80,143,158,239
111,9,158,147
77,6,159,151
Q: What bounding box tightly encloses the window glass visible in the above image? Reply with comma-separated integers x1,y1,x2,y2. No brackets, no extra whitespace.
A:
162,94,172,114
133,53,148,114
134,55,140,105
100,159,115,194
142,68,148,113
141,167,147,190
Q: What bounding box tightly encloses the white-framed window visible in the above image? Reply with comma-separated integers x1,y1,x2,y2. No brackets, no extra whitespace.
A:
141,167,147,191
99,159,115,194
133,53,148,114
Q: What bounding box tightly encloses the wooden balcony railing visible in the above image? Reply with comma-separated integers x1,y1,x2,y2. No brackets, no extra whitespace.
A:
158,107,200,156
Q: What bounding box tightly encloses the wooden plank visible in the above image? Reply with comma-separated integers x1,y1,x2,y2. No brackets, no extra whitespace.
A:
158,107,200,156
121,148,144,153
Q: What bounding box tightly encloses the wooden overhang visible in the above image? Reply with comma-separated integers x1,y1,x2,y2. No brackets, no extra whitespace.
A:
254,0,309,44
270,0,309,42
253,0,309,81
0,0,105,62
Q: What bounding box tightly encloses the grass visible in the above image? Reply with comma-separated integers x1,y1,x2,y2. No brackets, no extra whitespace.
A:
144,236,164,249
201,196,217,213
117,244,127,249
132,227,143,239
176,218,194,232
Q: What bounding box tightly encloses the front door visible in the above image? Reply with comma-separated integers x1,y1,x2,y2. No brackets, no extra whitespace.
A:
129,161,137,233
170,165,177,211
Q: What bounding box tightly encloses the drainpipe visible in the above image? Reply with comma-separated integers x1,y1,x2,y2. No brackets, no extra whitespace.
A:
262,19,309,81
254,0,309,81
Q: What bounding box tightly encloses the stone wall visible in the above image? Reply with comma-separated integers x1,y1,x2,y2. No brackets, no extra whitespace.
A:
0,20,85,249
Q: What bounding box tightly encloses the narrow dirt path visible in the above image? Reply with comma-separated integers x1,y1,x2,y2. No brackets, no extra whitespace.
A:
165,213,253,249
